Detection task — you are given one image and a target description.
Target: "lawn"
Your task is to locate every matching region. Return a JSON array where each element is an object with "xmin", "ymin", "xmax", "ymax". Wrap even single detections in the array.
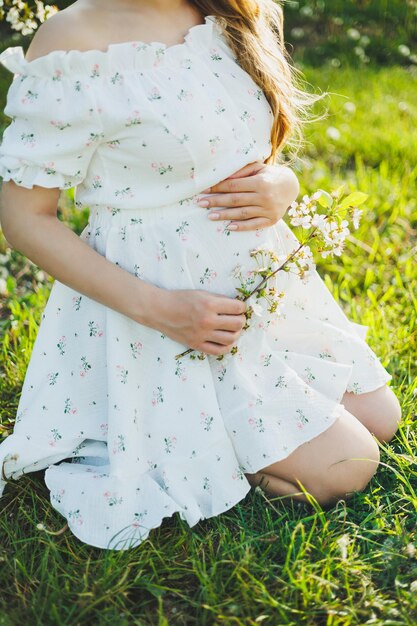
[
  {"xmin": 284, "ymin": 0, "xmax": 417, "ymax": 67},
  {"xmin": 0, "ymin": 51, "xmax": 416, "ymax": 626}
]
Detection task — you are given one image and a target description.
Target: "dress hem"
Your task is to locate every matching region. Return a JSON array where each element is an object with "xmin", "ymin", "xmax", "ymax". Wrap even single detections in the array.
[{"xmin": 43, "ymin": 395, "xmax": 348, "ymax": 550}]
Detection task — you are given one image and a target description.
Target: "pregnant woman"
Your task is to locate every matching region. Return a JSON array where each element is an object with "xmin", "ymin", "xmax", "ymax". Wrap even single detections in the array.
[{"xmin": 0, "ymin": 0, "xmax": 401, "ymax": 550}]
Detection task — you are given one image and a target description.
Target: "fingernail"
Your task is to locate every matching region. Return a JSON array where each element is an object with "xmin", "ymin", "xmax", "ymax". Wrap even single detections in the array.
[
  {"xmin": 208, "ymin": 212, "xmax": 219, "ymax": 220},
  {"xmin": 200, "ymin": 187, "xmax": 211, "ymax": 193},
  {"xmin": 196, "ymin": 199, "xmax": 209, "ymax": 207},
  {"xmin": 227, "ymin": 223, "xmax": 238, "ymax": 230}
]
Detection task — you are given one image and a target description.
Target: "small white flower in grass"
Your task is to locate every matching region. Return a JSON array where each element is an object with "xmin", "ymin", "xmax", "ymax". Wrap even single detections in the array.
[
  {"xmin": 410, "ymin": 580, "xmax": 417, "ymax": 593},
  {"xmin": 336, "ymin": 533, "xmax": 350, "ymax": 560},
  {"xmin": 398, "ymin": 102, "xmax": 410, "ymax": 112},
  {"xmin": 326, "ymin": 126, "xmax": 341, "ymax": 141},
  {"xmin": 405, "ymin": 543, "xmax": 416, "ymax": 558},
  {"xmin": 347, "ymin": 28, "xmax": 361, "ymax": 41},
  {"xmin": 398, "ymin": 45, "xmax": 411, "ymax": 57},
  {"xmin": 344, "ymin": 102, "xmax": 356, "ymax": 114},
  {"xmin": 300, "ymin": 5, "xmax": 313, "ymax": 17},
  {"xmin": 291, "ymin": 27, "xmax": 305, "ymax": 40}
]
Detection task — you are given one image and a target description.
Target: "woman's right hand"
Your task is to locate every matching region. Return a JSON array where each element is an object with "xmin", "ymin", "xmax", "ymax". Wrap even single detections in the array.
[{"xmin": 151, "ymin": 288, "xmax": 247, "ymax": 356}]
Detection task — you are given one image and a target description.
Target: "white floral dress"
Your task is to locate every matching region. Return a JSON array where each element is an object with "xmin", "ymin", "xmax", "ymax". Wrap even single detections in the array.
[{"xmin": 0, "ymin": 15, "xmax": 392, "ymax": 550}]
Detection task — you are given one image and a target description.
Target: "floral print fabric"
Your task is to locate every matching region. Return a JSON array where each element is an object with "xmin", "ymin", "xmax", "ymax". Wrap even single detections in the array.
[{"xmin": 0, "ymin": 15, "xmax": 392, "ymax": 550}]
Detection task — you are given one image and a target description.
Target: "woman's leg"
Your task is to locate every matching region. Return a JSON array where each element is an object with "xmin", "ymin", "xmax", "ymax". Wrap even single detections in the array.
[
  {"xmin": 245, "ymin": 407, "xmax": 381, "ymax": 507},
  {"xmin": 340, "ymin": 384, "xmax": 402, "ymax": 443}
]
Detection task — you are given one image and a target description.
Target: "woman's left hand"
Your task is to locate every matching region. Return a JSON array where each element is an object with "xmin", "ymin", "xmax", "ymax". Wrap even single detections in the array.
[{"xmin": 195, "ymin": 160, "xmax": 300, "ymax": 231}]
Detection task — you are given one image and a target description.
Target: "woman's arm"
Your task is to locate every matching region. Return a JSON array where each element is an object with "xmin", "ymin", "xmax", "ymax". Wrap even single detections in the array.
[{"xmin": 0, "ymin": 182, "xmax": 246, "ymax": 356}]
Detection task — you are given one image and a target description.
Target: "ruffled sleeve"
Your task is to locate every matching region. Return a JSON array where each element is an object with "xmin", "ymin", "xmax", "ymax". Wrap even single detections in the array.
[{"xmin": 0, "ymin": 46, "xmax": 105, "ymax": 190}]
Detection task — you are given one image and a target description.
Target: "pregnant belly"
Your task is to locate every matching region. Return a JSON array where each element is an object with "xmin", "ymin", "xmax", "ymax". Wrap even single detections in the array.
[{"xmin": 85, "ymin": 199, "xmax": 299, "ymax": 297}]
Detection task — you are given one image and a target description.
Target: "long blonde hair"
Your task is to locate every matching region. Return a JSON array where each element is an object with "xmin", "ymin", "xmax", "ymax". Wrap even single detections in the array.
[{"xmin": 192, "ymin": 0, "xmax": 324, "ymax": 164}]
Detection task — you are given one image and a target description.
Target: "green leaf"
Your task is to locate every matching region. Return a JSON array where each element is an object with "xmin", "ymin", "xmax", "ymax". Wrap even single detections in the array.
[
  {"xmin": 332, "ymin": 183, "xmax": 347, "ymax": 201},
  {"xmin": 316, "ymin": 189, "xmax": 334, "ymax": 209},
  {"xmin": 338, "ymin": 191, "xmax": 368, "ymax": 210}
]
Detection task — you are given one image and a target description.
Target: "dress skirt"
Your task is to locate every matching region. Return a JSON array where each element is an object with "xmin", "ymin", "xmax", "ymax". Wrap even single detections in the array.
[{"xmin": 0, "ymin": 192, "xmax": 392, "ymax": 549}]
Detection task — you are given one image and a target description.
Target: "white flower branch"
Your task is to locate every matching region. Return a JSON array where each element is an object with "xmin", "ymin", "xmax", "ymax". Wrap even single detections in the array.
[{"xmin": 174, "ymin": 185, "xmax": 367, "ymax": 361}]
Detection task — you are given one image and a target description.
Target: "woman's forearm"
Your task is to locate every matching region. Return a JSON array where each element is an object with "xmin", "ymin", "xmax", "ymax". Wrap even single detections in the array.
[{"xmin": 3, "ymin": 210, "xmax": 160, "ymax": 327}]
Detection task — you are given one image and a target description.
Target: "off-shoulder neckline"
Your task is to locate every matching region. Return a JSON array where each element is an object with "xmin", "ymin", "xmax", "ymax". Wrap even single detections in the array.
[{"xmin": 0, "ymin": 14, "xmax": 221, "ymax": 74}]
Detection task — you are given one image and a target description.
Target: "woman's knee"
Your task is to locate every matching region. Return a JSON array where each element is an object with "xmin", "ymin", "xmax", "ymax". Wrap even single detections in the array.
[
  {"xmin": 373, "ymin": 386, "xmax": 403, "ymax": 443},
  {"xmin": 341, "ymin": 384, "xmax": 403, "ymax": 444},
  {"xmin": 252, "ymin": 408, "xmax": 382, "ymax": 507},
  {"xmin": 314, "ymin": 432, "xmax": 380, "ymax": 506}
]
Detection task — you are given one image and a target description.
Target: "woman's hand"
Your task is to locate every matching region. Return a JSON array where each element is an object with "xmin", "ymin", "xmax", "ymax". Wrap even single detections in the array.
[
  {"xmin": 152, "ymin": 288, "xmax": 247, "ymax": 356},
  {"xmin": 195, "ymin": 160, "xmax": 300, "ymax": 231}
]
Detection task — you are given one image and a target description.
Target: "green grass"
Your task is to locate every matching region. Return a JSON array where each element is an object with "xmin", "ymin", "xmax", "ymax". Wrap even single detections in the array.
[
  {"xmin": 0, "ymin": 65, "xmax": 416, "ymax": 624},
  {"xmin": 285, "ymin": 0, "xmax": 417, "ymax": 67}
]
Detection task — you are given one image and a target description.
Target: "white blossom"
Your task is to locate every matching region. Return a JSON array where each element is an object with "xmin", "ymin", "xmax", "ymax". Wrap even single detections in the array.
[
  {"xmin": 2, "ymin": 1, "xmax": 58, "ymax": 36},
  {"xmin": 352, "ymin": 208, "xmax": 362, "ymax": 229},
  {"xmin": 249, "ymin": 243, "xmax": 271, "ymax": 256},
  {"xmin": 311, "ymin": 213, "xmax": 327, "ymax": 229},
  {"xmin": 290, "ymin": 213, "xmax": 312, "ymax": 228}
]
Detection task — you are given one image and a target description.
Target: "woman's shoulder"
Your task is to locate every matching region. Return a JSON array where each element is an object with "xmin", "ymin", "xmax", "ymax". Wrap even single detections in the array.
[
  {"xmin": 24, "ymin": 4, "xmax": 94, "ymax": 62},
  {"xmin": 0, "ymin": 5, "xmax": 112, "ymax": 79}
]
